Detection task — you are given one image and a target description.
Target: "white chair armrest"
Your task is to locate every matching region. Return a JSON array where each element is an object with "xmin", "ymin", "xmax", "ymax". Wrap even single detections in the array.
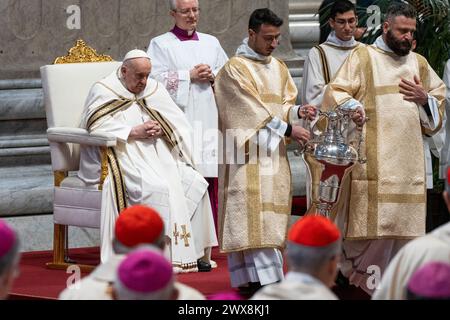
[{"xmin": 47, "ymin": 127, "xmax": 117, "ymax": 147}]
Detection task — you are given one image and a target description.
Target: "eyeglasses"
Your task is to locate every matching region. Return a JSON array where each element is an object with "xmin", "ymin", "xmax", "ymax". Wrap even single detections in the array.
[
  {"xmin": 173, "ymin": 7, "xmax": 200, "ymax": 16},
  {"xmin": 332, "ymin": 17, "xmax": 357, "ymax": 26}
]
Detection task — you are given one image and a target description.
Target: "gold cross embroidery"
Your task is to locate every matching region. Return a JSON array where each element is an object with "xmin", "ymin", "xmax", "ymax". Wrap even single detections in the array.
[
  {"xmin": 180, "ymin": 225, "xmax": 191, "ymax": 247},
  {"xmin": 173, "ymin": 223, "xmax": 179, "ymax": 245}
]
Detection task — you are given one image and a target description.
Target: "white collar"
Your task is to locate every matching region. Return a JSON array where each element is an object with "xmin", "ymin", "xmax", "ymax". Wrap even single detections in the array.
[
  {"xmin": 235, "ymin": 37, "xmax": 271, "ymax": 63},
  {"xmin": 325, "ymin": 31, "xmax": 357, "ymax": 48},
  {"xmin": 373, "ymin": 35, "xmax": 394, "ymax": 53}
]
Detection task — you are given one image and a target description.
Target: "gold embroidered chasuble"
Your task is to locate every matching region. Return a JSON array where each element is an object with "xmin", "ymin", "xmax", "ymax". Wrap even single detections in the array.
[
  {"xmin": 323, "ymin": 45, "xmax": 446, "ymax": 239},
  {"xmin": 215, "ymin": 55, "xmax": 298, "ymax": 253}
]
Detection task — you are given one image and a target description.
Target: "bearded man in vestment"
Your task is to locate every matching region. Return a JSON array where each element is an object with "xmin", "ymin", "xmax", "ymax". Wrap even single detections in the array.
[
  {"xmin": 322, "ymin": 2, "xmax": 446, "ymax": 295},
  {"xmin": 214, "ymin": 8, "xmax": 316, "ymax": 293},
  {"xmin": 78, "ymin": 50, "xmax": 217, "ymax": 273}
]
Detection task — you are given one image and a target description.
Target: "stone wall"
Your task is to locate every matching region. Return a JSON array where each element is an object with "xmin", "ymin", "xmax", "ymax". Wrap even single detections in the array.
[{"xmin": 0, "ymin": 0, "xmax": 296, "ymax": 79}]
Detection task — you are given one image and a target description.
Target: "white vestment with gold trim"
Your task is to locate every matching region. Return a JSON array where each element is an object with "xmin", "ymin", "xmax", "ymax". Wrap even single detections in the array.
[{"xmin": 78, "ymin": 71, "xmax": 217, "ymax": 272}]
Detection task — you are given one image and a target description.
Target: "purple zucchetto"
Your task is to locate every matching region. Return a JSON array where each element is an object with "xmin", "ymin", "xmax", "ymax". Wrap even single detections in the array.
[
  {"xmin": 0, "ymin": 220, "xmax": 16, "ymax": 259},
  {"xmin": 407, "ymin": 262, "xmax": 450, "ymax": 299},
  {"xmin": 207, "ymin": 291, "xmax": 244, "ymax": 300},
  {"xmin": 117, "ymin": 249, "xmax": 173, "ymax": 294}
]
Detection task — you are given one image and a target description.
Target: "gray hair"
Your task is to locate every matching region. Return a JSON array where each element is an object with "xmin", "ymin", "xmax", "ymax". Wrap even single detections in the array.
[
  {"xmin": 168, "ymin": 0, "xmax": 178, "ymax": 11},
  {"xmin": 386, "ymin": 2, "xmax": 417, "ymax": 22},
  {"xmin": 0, "ymin": 238, "xmax": 20, "ymax": 278},
  {"xmin": 112, "ymin": 236, "xmax": 166, "ymax": 255},
  {"xmin": 286, "ymin": 240, "xmax": 341, "ymax": 275}
]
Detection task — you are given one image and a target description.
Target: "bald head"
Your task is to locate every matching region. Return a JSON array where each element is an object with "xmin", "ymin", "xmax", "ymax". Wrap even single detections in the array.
[{"xmin": 121, "ymin": 57, "xmax": 152, "ymax": 94}]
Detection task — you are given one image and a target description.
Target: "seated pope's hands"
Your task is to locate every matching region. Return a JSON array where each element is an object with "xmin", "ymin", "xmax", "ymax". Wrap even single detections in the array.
[
  {"xmin": 298, "ymin": 104, "xmax": 318, "ymax": 121},
  {"xmin": 291, "ymin": 125, "xmax": 311, "ymax": 145},
  {"xmin": 129, "ymin": 120, "xmax": 162, "ymax": 140},
  {"xmin": 351, "ymin": 106, "xmax": 366, "ymax": 127},
  {"xmin": 190, "ymin": 64, "xmax": 214, "ymax": 83}
]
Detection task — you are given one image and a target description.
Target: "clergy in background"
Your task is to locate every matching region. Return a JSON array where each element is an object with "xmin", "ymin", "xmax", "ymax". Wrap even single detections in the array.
[
  {"xmin": 60, "ymin": 206, "xmax": 204, "ymax": 300},
  {"xmin": 251, "ymin": 216, "xmax": 341, "ymax": 300},
  {"xmin": 322, "ymin": 2, "xmax": 446, "ymax": 295},
  {"xmin": 301, "ymin": 0, "xmax": 364, "ymax": 213},
  {"xmin": 302, "ymin": 0, "xmax": 363, "ymax": 108},
  {"xmin": 78, "ymin": 50, "xmax": 217, "ymax": 273},
  {"xmin": 147, "ymin": 0, "xmax": 229, "ymax": 236},
  {"xmin": 214, "ymin": 8, "xmax": 316, "ymax": 294}
]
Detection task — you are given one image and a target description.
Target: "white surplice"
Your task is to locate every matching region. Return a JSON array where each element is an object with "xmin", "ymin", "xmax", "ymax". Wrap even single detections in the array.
[
  {"xmin": 301, "ymin": 31, "xmax": 361, "ymax": 107},
  {"xmin": 147, "ymin": 31, "xmax": 228, "ymax": 178},
  {"xmin": 227, "ymin": 248, "xmax": 284, "ymax": 288},
  {"xmin": 78, "ymin": 70, "xmax": 217, "ymax": 272}
]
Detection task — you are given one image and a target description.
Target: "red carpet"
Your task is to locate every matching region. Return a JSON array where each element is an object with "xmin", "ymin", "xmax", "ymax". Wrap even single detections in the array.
[
  {"xmin": 10, "ymin": 222, "xmax": 369, "ymax": 300},
  {"xmin": 10, "ymin": 247, "xmax": 232, "ymax": 300}
]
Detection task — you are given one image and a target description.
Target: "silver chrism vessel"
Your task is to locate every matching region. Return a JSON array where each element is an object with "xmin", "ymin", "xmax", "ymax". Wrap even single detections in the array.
[{"xmin": 302, "ymin": 104, "xmax": 366, "ymax": 218}]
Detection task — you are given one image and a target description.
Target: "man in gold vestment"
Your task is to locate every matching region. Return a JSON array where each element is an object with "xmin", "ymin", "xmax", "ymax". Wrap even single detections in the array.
[
  {"xmin": 323, "ymin": 2, "xmax": 446, "ymax": 295},
  {"xmin": 214, "ymin": 8, "xmax": 316, "ymax": 293}
]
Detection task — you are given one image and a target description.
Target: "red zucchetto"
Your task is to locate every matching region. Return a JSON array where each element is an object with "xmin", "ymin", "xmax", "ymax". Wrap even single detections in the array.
[
  {"xmin": 115, "ymin": 205, "xmax": 164, "ymax": 247},
  {"xmin": 288, "ymin": 215, "xmax": 340, "ymax": 247}
]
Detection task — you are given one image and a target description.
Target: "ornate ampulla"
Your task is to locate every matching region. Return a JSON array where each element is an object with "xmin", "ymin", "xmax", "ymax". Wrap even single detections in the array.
[{"xmin": 302, "ymin": 105, "xmax": 366, "ymax": 218}]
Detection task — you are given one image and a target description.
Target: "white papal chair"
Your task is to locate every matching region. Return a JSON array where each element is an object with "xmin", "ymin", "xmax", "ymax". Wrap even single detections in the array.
[{"xmin": 40, "ymin": 40, "xmax": 121, "ymax": 271}]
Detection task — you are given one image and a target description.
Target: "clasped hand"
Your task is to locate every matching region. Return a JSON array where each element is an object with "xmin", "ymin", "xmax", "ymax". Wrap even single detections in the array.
[
  {"xmin": 190, "ymin": 64, "xmax": 214, "ymax": 83},
  {"xmin": 130, "ymin": 120, "xmax": 162, "ymax": 140}
]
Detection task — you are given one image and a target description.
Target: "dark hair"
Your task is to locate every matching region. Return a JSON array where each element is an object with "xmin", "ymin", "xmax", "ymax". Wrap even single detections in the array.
[
  {"xmin": 248, "ymin": 8, "xmax": 283, "ymax": 32},
  {"xmin": 386, "ymin": 2, "xmax": 417, "ymax": 21},
  {"xmin": 330, "ymin": 0, "xmax": 356, "ymax": 20}
]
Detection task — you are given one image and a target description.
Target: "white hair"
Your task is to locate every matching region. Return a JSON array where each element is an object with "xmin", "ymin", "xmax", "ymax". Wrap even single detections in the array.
[
  {"xmin": 168, "ymin": 0, "xmax": 177, "ymax": 10},
  {"xmin": 112, "ymin": 233, "xmax": 166, "ymax": 255},
  {"xmin": 286, "ymin": 240, "xmax": 341, "ymax": 275},
  {"xmin": 168, "ymin": 0, "xmax": 199, "ymax": 11}
]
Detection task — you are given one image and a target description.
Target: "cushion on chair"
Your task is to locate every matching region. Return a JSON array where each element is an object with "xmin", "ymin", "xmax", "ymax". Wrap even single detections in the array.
[
  {"xmin": 60, "ymin": 176, "xmax": 99, "ymax": 189},
  {"xmin": 54, "ymin": 186, "xmax": 101, "ymax": 228}
]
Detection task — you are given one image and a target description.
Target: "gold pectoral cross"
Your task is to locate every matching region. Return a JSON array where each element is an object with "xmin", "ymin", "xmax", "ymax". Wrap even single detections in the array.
[
  {"xmin": 180, "ymin": 225, "xmax": 191, "ymax": 247},
  {"xmin": 173, "ymin": 223, "xmax": 179, "ymax": 245}
]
